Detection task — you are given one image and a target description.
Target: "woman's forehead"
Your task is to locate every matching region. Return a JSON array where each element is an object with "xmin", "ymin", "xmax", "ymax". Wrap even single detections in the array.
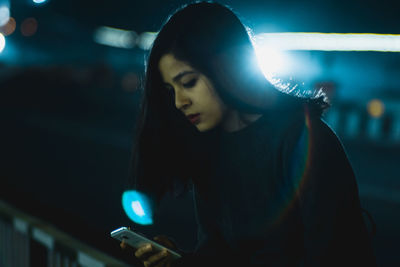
[{"xmin": 158, "ymin": 54, "xmax": 194, "ymax": 81}]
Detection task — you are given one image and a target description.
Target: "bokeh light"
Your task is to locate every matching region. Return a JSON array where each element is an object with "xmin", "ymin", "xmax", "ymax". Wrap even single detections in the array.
[
  {"xmin": 0, "ymin": 6, "xmax": 10, "ymax": 27},
  {"xmin": 21, "ymin": 17, "xmax": 38, "ymax": 37},
  {"xmin": 0, "ymin": 33, "xmax": 5, "ymax": 53},
  {"xmin": 33, "ymin": 0, "xmax": 48, "ymax": 4},
  {"xmin": 0, "ymin": 17, "xmax": 16, "ymax": 36},
  {"xmin": 122, "ymin": 190, "xmax": 153, "ymax": 225},
  {"xmin": 368, "ymin": 99, "xmax": 385, "ymax": 118},
  {"xmin": 121, "ymin": 72, "xmax": 139, "ymax": 92}
]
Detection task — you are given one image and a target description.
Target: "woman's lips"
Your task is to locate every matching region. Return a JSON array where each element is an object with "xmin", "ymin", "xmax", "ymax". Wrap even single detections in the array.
[{"xmin": 187, "ymin": 113, "xmax": 200, "ymax": 124}]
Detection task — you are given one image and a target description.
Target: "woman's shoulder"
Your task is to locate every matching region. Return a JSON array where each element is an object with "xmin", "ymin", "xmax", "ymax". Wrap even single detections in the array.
[
  {"xmin": 255, "ymin": 97, "xmax": 334, "ymax": 152},
  {"xmin": 281, "ymin": 103, "xmax": 350, "ymax": 171},
  {"xmin": 279, "ymin": 98, "xmax": 333, "ymax": 137},
  {"xmin": 277, "ymin": 101, "xmax": 339, "ymax": 155}
]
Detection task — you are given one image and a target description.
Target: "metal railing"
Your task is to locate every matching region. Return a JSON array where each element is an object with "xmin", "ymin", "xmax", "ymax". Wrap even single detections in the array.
[{"xmin": 0, "ymin": 200, "xmax": 130, "ymax": 267}]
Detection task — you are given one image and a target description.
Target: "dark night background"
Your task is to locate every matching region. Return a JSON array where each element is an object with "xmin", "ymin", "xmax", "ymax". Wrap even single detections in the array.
[{"xmin": 0, "ymin": 0, "xmax": 399, "ymax": 266}]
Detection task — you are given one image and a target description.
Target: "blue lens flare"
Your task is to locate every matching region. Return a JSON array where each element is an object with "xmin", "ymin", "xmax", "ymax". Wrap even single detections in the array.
[
  {"xmin": 33, "ymin": 0, "xmax": 47, "ymax": 4},
  {"xmin": 122, "ymin": 190, "xmax": 153, "ymax": 225}
]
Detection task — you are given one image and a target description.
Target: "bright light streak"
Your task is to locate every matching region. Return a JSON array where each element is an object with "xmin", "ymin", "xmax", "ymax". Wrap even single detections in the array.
[
  {"xmin": 256, "ymin": 33, "xmax": 400, "ymax": 52},
  {"xmin": 0, "ymin": 33, "xmax": 6, "ymax": 53},
  {"xmin": 137, "ymin": 32, "xmax": 157, "ymax": 50},
  {"xmin": 136, "ymin": 32, "xmax": 400, "ymax": 52},
  {"xmin": 0, "ymin": 6, "xmax": 10, "ymax": 27},
  {"xmin": 33, "ymin": 0, "xmax": 47, "ymax": 4},
  {"xmin": 93, "ymin": 26, "xmax": 137, "ymax": 49}
]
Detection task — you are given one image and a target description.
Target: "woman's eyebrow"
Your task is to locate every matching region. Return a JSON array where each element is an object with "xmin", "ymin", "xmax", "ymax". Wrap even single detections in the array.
[{"xmin": 172, "ymin": 70, "xmax": 196, "ymax": 83}]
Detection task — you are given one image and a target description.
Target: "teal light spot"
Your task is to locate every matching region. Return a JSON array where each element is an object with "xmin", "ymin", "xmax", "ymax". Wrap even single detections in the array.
[
  {"xmin": 122, "ymin": 190, "xmax": 153, "ymax": 225},
  {"xmin": 33, "ymin": 0, "xmax": 47, "ymax": 4}
]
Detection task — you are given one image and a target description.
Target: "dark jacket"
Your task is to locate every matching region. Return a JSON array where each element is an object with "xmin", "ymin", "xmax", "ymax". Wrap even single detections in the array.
[{"xmin": 173, "ymin": 105, "xmax": 376, "ymax": 267}]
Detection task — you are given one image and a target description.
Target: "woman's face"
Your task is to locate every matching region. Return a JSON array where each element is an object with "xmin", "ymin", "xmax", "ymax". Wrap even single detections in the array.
[{"xmin": 158, "ymin": 53, "xmax": 227, "ymax": 132}]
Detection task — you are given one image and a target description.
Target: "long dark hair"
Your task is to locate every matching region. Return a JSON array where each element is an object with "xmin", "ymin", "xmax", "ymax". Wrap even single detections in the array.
[{"xmin": 129, "ymin": 1, "xmax": 328, "ymax": 204}]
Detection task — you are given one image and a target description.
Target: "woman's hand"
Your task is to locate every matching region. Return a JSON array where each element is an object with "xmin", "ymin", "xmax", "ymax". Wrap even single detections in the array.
[{"xmin": 121, "ymin": 235, "xmax": 177, "ymax": 267}]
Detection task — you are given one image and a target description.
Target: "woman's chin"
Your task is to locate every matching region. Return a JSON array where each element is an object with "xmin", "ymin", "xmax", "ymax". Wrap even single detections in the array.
[
  {"xmin": 195, "ymin": 125, "xmax": 207, "ymax": 132},
  {"xmin": 195, "ymin": 122, "xmax": 210, "ymax": 132},
  {"xmin": 196, "ymin": 122, "xmax": 221, "ymax": 133}
]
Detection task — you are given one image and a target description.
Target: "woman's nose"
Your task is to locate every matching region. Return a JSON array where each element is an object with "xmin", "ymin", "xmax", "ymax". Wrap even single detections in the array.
[{"xmin": 175, "ymin": 90, "xmax": 191, "ymax": 110}]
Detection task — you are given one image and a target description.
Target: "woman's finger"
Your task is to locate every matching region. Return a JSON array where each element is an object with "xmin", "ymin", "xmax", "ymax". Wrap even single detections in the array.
[
  {"xmin": 154, "ymin": 256, "xmax": 171, "ymax": 267},
  {"xmin": 134, "ymin": 243, "xmax": 152, "ymax": 258},
  {"xmin": 119, "ymin": 239, "xmax": 135, "ymax": 254},
  {"xmin": 120, "ymin": 239, "xmax": 127, "ymax": 250},
  {"xmin": 144, "ymin": 250, "xmax": 168, "ymax": 266}
]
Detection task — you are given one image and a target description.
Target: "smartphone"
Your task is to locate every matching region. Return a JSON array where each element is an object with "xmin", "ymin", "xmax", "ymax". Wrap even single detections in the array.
[{"xmin": 110, "ymin": 227, "xmax": 182, "ymax": 260}]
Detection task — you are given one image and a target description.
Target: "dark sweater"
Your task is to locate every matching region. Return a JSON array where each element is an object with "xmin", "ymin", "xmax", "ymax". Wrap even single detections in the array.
[{"xmin": 173, "ymin": 107, "xmax": 376, "ymax": 267}]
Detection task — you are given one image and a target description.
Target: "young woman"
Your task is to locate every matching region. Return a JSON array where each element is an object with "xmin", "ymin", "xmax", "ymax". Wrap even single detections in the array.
[{"xmin": 128, "ymin": 2, "xmax": 376, "ymax": 267}]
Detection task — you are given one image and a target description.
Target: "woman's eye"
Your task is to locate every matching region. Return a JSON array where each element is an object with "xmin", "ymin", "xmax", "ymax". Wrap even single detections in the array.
[{"xmin": 182, "ymin": 78, "xmax": 197, "ymax": 88}]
